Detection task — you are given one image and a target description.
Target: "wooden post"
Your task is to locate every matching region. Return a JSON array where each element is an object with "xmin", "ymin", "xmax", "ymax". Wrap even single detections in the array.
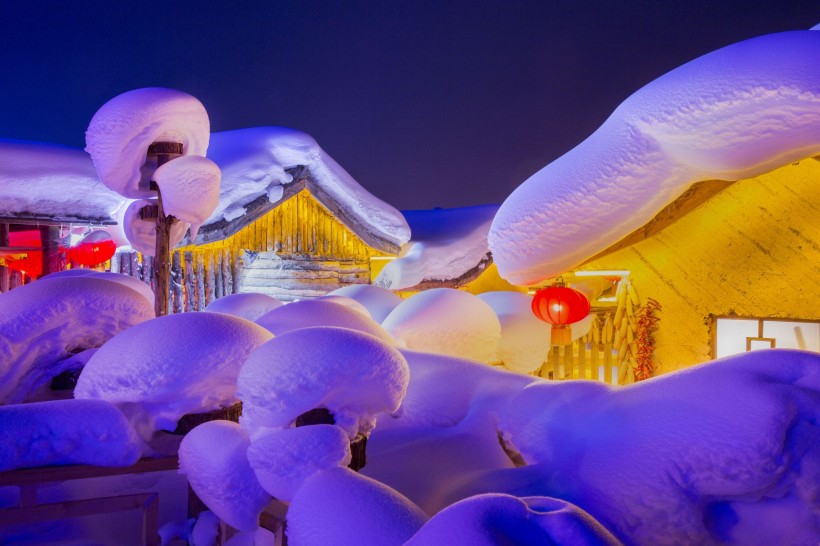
[
  {"xmin": 0, "ymin": 223, "xmax": 9, "ymax": 293},
  {"xmin": 147, "ymin": 142, "xmax": 183, "ymax": 317}
]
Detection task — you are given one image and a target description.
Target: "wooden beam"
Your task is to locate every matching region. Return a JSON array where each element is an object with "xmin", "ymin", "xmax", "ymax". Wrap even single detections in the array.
[
  {"xmin": 148, "ymin": 142, "xmax": 183, "ymax": 317},
  {"xmin": 582, "ymin": 179, "xmax": 735, "ymax": 264}
]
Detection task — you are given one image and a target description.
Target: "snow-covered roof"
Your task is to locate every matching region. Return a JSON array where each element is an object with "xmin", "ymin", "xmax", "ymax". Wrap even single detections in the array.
[
  {"xmin": 0, "ymin": 139, "xmax": 123, "ymax": 224},
  {"xmin": 489, "ymin": 29, "xmax": 820, "ymax": 285},
  {"xmin": 189, "ymin": 127, "xmax": 411, "ymax": 254},
  {"xmin": 375, "ymin": 205, "xmax": 498, "ymax": 290}
]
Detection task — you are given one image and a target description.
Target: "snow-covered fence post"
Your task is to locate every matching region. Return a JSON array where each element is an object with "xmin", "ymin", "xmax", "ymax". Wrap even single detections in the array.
[
  {"xmin": 147, "ymin": 141, "xmax": 183, "ymax": 316},
  {"xmin": 294, "ymin": 407, "xmax": 367, "ymax": 471}
]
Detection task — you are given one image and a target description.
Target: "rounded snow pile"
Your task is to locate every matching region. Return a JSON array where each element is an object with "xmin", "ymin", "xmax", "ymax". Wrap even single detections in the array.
[
  {"xmin": 315, "ymin": 295, "xmax": 371, "ymax": 317},
  {"xmin": 497, "ymin": 349, "xmax": 820, "ymax": 544},
  {"xmin": 327, "ymin": 284, "xmax": 403, "ymax": 323},
  {"xmin": 0, "ymin": 276, "xmax": 154, "ymax": 404},
  {"xmin": 75, "ymin": 313, "xmax": 272, "ymax": 437},
  {"xmin": 255, "ymin": 299, "xmax": 394, "ymax": 344},
  {"xmin": 405, "ymin": 494, "xmax": 620, "ymax": 546},
  {"xmin": 477, "ymin": 291, "xmax": 551, "ymax": 374},
  {"xmin": 287, "ymin": 467, "xmax": 428, "ymax": 546},
  {"xmin": 247, "ymin": 424, "xmax": 351, "ymax": 501},
  {"xmin": 237, "ymin": 327, "xmax": 409, "ymax": 438},
  {"xmin": 153, "ymin": 154, "xmax": 221, "ymax": 241},
  {"xmin": 382, "ymin": 288, "xmax": 501, "ymax": 363},
  {"xmin": 179, "ymin": 420, "xmax": 270, "ymax": 533},
  {"xmin": 0, "ymin": 399, "xmax": 142, "ymax": 471},
  {"xmin": 43, "ymin": 269, "xmax": 154, "ymax": 306},
  {"xmin": 85, "ymin": 87, "xmax": 210, "ymax": 199},
  {"xmin": 204, "ymin": 292, "xmax": 283, "ymax": 322}
]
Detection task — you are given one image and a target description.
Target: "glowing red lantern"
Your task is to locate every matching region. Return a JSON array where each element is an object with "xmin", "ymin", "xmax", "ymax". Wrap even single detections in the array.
[
  {"xmin": 532, "ymin": 282, "xmax": 591, "ymax": 346},
  {"xmin": 67, "ymin": 230, "xmax": 117, "ymax": 267}
]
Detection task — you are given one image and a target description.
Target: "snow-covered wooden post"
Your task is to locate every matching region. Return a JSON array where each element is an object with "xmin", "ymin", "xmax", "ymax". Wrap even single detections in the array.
[
  {"xmin": 147, "ymin": 141, "xmax": 183, "ymax": 316},
  {"xmin": 86, "ymin": 88, "xmax": 219, "ymax": 316}
]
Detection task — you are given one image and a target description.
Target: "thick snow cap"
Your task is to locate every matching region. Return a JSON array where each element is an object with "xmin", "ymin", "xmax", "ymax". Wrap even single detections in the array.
[
  {"xmin": 376, "ymin": 205, "xmax": 498, "ymax": 290},
  {"xmin": 237, "ymin": 327, "xmax": 409, "ymax": 439},
  {"xmin": 75, "ymin": 313, "xmax": 272, "ymax": 438},
  {"xmin": 490, "ymin": 30, "xmax": 820, "ymax": 284},
  {"xmin": 42, "ymin": 270, "xmax": 154, "ymax": 306},
  {"xmin": 202, "ymin": 127, "xmax": 410, "ymax": 250},
  {"xmin": 0, "ymin": 139, "xmax": 124, "ymax": 223},
  {"xmin": 85, "ymin": 87, "xmax": 210, "ymax": 199},
  {"xmin": 0, "ymin": 276, "xmax": 154, "ymax": 404},
  {"xmin": 122, "ymin": 198, "xmax": 189, "ymax": 256},
  {"xmin": 0, "ymin": 399, "xmax": 142, "ymax": 471},
  {"xmin": 153, "ymin": 154, "xmax": 221, "ymax": 241},
  {"xmin": 179, "ymin": 420, "xmax": 270, "ymax": 533},
  {"xmin": 382, "ymin": 288, "xmax": 501, "ymax": 363}
]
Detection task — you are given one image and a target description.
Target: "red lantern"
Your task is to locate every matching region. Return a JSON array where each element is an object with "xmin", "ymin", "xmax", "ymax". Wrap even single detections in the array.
[
  {"xmin": 532, "ymin": 282, "xmax": 591, "ymax": 346},
  {"xmin": 67, "ymin": 230, "xmax": 117, "ymax": 267}
]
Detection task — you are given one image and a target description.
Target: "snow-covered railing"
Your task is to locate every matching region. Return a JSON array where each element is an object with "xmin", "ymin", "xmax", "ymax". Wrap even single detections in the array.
[{"xmin": 0, "ymin": 457, "xmax": 177, "ymax": 546}]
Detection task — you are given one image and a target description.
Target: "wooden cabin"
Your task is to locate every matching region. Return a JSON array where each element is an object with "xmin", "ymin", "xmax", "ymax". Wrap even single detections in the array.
[{"xmin": 116, "ymin": 165, "xmax": 405, "ymax": 312}]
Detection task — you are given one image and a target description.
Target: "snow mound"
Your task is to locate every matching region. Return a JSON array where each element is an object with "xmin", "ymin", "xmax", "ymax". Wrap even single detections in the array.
[
  {"xmin": 405, "ymin": 494, "xmax": 621, "ymax": 546},
  {"xmin": 85, "ymin": 88, "xmax": 210, "ymax": 199},
  {"xmin": 75, "ymin": 313, "xmax": 272, "ymax": 438},
  {"xmin": 43, "ymin": 270, "xmax": 154, "ymax": 306},
  {"xmin": 203, "ymin": 127, "xmax": 410, "ymax": 249},
  {"xmin": 327, "ymin": 284, "xmax": 403, "ymax": 323},
  {"xmin": 0, "ymin": 139, "xmax": 124, "ymax": 223},
  {"xmin": 314, "ymin": 295, "xmax": 371, "ymax": 317},
  {"xmin": 287, "ymin": 467, "xmax": 428, "ymax": 546},
  {"xmin": 255, "ymin": 299, "xmax": 394, "ymax": 344},
  {"xmin": 178, "ymin": 421, "xmax": 270, "ymax": 533},
  {"xmin": 394, "ymin": 350, "xmax": 537, "ymax": 429},
  {"xmin": 0, "ymin": 277, "xmax": 154, "ymax": 404},
  {"xmin": 0, "ymin": 399, "xmax": 142, "ymax": 471},
  {"xmin": 246, "ymin": 424, "xmax": 351, "ymax": 501},
  {"xmin": 153, "ymin": 155, "xmax": 221, "ymax": 241},
  {"xmin": 382, "ymin": 288, "xmax": 501, "ymax": 363},
  {"xmin": 376, "ymin": 205, "xmax": 498, "ymax": 290},
  {"xmin": 204, "ymin": 292, "xmax": 283, "ymax": 322},
  {"xmin": 122, "ymin": 198, "xmax": 189, "ymax": 256},
  {"xmin": 490, "ymin": 30, "xmax": 820, "ymax": 284},
  {"xmin": 237, "ymin": 327, "xmax": 409, "ymax": 439},
  {"xmin": 477, "ymin": 291, "xmax": 551, "ymax": 373},
  {"xmin": 498, "ymin": 349, "xmax": 820, "ymax": 545}
]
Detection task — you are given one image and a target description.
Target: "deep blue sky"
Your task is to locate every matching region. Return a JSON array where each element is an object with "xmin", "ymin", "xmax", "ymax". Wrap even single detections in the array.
[{"xmin": 1, "ymin": 1, "xmax": 817, "ymax": 209}]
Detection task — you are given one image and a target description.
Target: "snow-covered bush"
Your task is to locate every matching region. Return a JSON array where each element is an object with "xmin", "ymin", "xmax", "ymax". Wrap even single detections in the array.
[
  {"xmin": 255, "ymin": 299, "xmax": 394, "ymax": 344},
  {"xmin": 0, "ymin": 276, "xmax": 154, "ymax": 404},
  {"xmin": 0, "ymin": 399, "xmax": 142, "ymax": 471},
  {"xmin": 382, "ymin": 288, "xmax": 501, "ymax": 363},
  {"xmin": 203, "ymin": 292, "xmax": 283, "ymax": 322},
  {"xmin": 178, "ymin": 420, "xmax": 271, "ymax": 533},
  {"xmin": 237, "ymin": 327, "xmax": 409, "ymax": 439},
  {"xmin": 327, "ymin": 284, "xmax": 403, "ymax": 323},
  {"xmin": 75, "ymin": 313, "xmax": 272, "ymax": 439},
  {"xmin": 477, "ymin": 291, "xmax": 551, "ymax": 373},
  {"xmin": 42, "ymin": 269, "xmax": 154, "ymax": 305}
]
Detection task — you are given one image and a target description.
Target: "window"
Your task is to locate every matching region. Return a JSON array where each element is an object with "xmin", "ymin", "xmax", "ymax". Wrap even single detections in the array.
[{"xmin": 712, "ymin": 317, "xmax": 820, "ymax": 359}]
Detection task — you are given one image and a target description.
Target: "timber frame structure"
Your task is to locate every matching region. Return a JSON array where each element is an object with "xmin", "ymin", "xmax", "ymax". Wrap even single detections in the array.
[{"xmin": 114, "ymin": 166, "xmax": 400, "ymax": 310}]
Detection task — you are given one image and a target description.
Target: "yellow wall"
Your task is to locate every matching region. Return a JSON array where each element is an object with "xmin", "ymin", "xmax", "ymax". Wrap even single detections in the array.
[
  {"xmin": 462, "ymin": 262, "xmax": 527, "ymax": 295},
  {"xmin": 582, "ymin": 159, "xmax": 820, "ymax": 373}
]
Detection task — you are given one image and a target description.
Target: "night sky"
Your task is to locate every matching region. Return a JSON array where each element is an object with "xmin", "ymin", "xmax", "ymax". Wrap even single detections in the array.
[{"xmin": 1, "ymin": 1, "xmax": 817, "ymax": 209}]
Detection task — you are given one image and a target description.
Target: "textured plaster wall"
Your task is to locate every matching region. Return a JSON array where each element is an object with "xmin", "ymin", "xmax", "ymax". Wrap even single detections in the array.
[{"xmin": 585, "ymin": 159, "xmax": 820, "ymax": 373}]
